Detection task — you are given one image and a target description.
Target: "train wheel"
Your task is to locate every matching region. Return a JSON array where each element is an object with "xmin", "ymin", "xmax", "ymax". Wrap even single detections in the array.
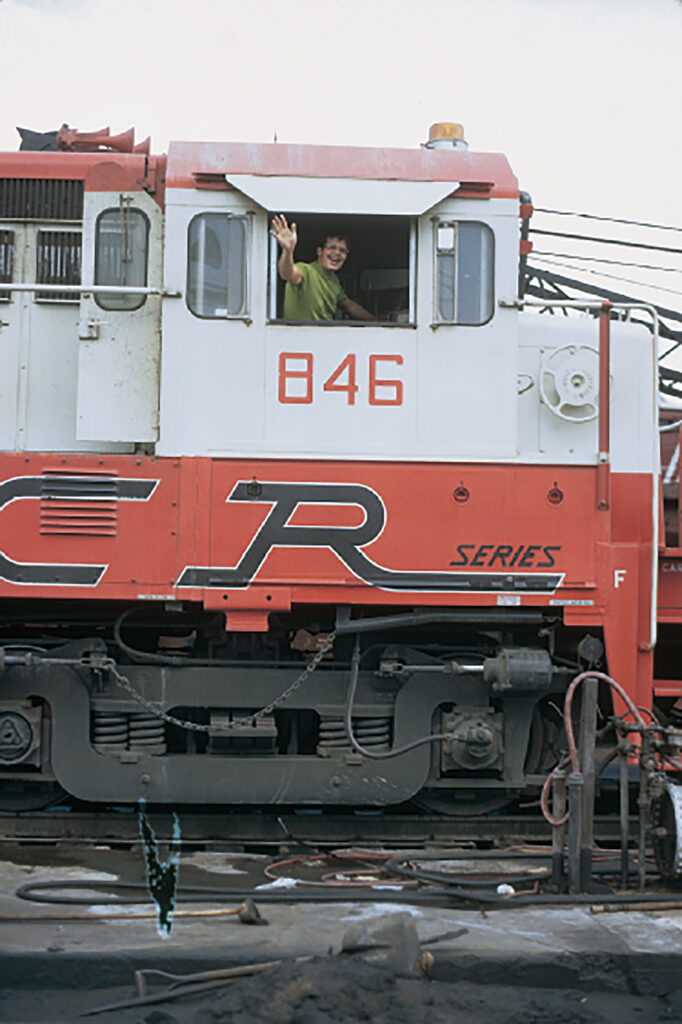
[
  {"xmin": 413, "ymin": 789, "xmax": 515, "ymax": 816},
  {"xmin": 652, "ymin": 779, "xmax": 682, "ymax": 879},
  {"xmin": 0, "ymin": 780, "xmax": 67, "ymax": 812}
]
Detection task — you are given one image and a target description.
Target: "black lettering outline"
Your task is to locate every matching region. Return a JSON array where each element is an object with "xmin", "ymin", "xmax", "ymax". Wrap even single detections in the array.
[
  {"xmin": 538, "ymin": 545, "xmax": 562, "ymax": 568},
  {"xmin": 0, "ymin": 476, "xmax": 158, "ymax": 586},
  {"xmin": 470, "ymin": 545, "xmax": 493, "ymax": 567},
  {"xmin": 489, "ymin": 545, "xmax": 513, "ymax": 567},
  {"xmin": 177, "ymin": 481, "xmax": 563, "ymax": 594},
  {"xmin": 449, "ymin": 544, "xmax": 475, "ymax": 567},
  {"xmin": 518, "ymin": 545, "xmax": 541, "ymax": 568}
]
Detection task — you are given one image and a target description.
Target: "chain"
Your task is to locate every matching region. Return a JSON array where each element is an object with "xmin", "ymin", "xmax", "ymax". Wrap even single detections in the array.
[{"xmin": 102, "ymin": 630, "xmax": 337, "ymax": 734}]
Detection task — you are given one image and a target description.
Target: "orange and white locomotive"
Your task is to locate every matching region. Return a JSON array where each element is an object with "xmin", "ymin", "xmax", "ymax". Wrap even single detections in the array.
[{"xmin": 0, "ymin": 121, "xmax": 673, "ymax": 813}]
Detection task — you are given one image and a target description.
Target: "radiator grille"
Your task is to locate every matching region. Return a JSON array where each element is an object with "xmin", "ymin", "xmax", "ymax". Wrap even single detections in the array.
[
  {"xmin": 36, "ymin": 230, "xmax": 82, "ymax": 302},
  {"xmin": 40, "ymin": 473, "xmax": 118, "ymax": 536},
  {"xmin": 0, "ymin": 178, "xmax": 83, "ymax": 221}
]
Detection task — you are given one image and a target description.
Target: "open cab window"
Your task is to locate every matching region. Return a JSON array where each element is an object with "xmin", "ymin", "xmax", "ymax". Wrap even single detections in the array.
[{"xmin": 268, "ymin": 214, "xmax": 415, "ymax": 325}]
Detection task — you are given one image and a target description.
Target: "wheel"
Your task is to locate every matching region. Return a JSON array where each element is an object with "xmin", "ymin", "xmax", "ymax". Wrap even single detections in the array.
[
  {"xmin": 652, "ymin": 779, "xmax": 682, "ymax": 879},
  {"xmin": 413, "ymin": 788, "xmax": 515, "ymax": 816}
]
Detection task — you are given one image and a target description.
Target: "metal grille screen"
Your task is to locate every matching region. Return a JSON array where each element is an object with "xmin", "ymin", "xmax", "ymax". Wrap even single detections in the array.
[
  {"xmin": 36, "ymin": 230, "xmax": 82, "ymax": 302},
  {"xmin": 0, "ymin": 178, "xmax": 83, "ymax": 220}
]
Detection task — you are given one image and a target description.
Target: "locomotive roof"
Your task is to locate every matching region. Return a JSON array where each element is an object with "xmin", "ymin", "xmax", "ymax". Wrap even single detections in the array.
[
  {"xmin": 165, "ymin": 140, "xmax": 518, "ymax": 199},
  {"xmin": 0, "ymin": 139, "xmax": 518, "ymax": 204},
  {"xmin": 0, "ymin": 151, "xmax": 154, "ymax": 180}
]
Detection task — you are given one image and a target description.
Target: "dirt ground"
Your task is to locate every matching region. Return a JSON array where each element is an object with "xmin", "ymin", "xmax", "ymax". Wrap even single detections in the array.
[{"xmin": 3, "ymin": 957, "xmax": 682, "ymax": 1024}]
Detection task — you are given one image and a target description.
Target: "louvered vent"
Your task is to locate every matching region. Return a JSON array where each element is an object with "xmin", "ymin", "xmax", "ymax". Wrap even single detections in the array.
[
  {"xmin": 0, "ymin": 178, "xmax": 83, "ymax": 221},
  {"xmin": 36, "ymin": 230, "xmax": 82, "ymax": 302},
  {"xmin": 40, "ymin": 472, "xmax": 118, "ymax": 536}
]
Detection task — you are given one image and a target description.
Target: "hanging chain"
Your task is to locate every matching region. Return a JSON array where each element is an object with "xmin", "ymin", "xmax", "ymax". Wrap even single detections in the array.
[{"xmin": 101, "ymin": 631, "xmax": 337, "ymax": 734}]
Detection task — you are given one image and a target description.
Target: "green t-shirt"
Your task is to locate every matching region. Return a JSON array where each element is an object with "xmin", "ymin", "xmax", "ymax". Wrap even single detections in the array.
[{"xmin": 283, "ymin": 260, "xmax": 348, "ymax": 321}]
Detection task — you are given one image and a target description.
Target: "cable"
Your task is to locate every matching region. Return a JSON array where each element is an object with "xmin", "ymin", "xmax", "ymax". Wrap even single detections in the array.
[
  {"xmin": 343, "ymin": 637, "xmax": 457, "ymax": 761},
  {"xmin": 540, "ymin": 671, "xmax": 646, "ymax": 828},
  {"xmin": 532, "ymin": 250, "xmax": 682, "ymax": 274},
  {"xmin": 112, "ymin": 607, "xmax": 319, "ymax": 669},
  {"xmin": 529, "ymin": 228, "xmax": 682, "ymax": 256},
  {"xmin": 529, "ymin": 256, "xmax": 682, "ymax": 298},
  {"xmin": 534, "ymin": 209, "xmax": 682, "ymax": 234}
]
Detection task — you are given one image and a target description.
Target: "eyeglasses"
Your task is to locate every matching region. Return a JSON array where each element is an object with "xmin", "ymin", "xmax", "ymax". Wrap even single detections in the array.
[{"xmin": 324, "ymin": 243, "xmax": 349, "ymax": 255}]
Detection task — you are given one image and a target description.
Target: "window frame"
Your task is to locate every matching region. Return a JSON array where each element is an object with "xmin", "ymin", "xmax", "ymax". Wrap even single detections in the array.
[
  {"xmin": 432, "ymin": 219, "xmax": 495, "ymax": 328},
  {"xmin": 267, "ymin": 215, "xmax": 417, "ymax": 327},
  {"xmin": 0, "ymin": 228, "xmax": 13, "ymax": 302},
  {"xmin": 94, "ymin": 206, "xmax": 150, "ymax": 312},
  {"xmin": 185, "ymin": 211, "xmax": 251, "ymax": 322}
]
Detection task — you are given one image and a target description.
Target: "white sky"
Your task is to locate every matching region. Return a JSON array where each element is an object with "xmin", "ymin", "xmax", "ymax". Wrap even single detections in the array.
[{"xmin": 1, "ymin": 0, "xmax": 681, "ymax": 307}]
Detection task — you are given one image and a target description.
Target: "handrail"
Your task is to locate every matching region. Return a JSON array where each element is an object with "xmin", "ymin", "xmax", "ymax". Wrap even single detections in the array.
[{"xmin": 0, "ymin": 283, "xmax": 181, "ymax": 296}]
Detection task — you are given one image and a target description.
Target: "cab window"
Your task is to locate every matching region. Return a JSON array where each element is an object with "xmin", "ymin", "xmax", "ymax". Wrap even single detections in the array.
[
  {"xmin": 187, "ymin": 213, "xmax": 248, "ymax": 319},
  {"xmin": 434, "ymin": 221, "xmax": 494, "ymax": 325},
  {"xmin": 269, "ymin": 214, "xmax": 415, "ymax": 325},
  {"xmin": 95, "ymin": 207, "xmax": 149, "ymax": 311}
]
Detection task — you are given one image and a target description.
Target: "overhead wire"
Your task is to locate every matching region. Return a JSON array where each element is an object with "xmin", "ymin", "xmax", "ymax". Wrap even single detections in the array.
[
  {"xmin": 529, "ymin": 228, "xmax": 682, "ymax": 255},
  {"xmin": 530, "ymin": 256, "xmax": 682, "ymax": 298},
  {"xmin": 532, "ymin": 250, "xmax": 682, "ymax": 274},
  {"xmin": 534, "ymin": 208, "xmax": 682, "ymax": 234}
]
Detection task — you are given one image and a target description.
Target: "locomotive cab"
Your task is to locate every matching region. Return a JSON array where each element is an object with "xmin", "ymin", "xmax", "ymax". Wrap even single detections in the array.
[{"xmin": 153, "ymin": 134, "xmax": 522, "ymax": 462}]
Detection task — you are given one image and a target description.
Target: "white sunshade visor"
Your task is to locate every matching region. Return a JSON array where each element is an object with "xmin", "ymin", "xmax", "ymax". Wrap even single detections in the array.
[{"xmin": 225, "ymin": 174, "xmax": 459, "ymax": 215}]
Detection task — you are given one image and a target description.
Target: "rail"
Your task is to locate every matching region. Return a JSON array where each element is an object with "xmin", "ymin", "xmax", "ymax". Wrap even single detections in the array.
[{"xmin": 0, "ymin": 283, "xmax": 181, "ymax": 297}]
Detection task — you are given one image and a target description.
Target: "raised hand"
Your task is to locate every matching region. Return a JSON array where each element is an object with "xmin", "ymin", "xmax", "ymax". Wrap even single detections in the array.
[{"xmin": 270, "ymin": 214, "xmax": 297, "ymax": 253}]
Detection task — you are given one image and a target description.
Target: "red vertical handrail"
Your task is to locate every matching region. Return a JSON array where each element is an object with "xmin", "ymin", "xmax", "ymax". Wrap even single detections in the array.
[
  {"xmin": 678, "ymin": 422, "xmax": 682, "ymax": 548},
  {"xmin": 597, "ymin": 302, "xmax": 612, "ymax": 511}
]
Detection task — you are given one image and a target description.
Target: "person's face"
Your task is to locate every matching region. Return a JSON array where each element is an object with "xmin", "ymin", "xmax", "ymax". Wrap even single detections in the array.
[{"xmin": 316, "ymin": 236, "xmax": 349, "ymax": 273}]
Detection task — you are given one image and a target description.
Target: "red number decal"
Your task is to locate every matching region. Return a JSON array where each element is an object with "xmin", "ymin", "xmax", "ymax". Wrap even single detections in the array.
[
  {"xmin": 369, "ymin": 354, "xmax": 404, "ymax": 406},
  {"xmin": 322, "ymin": 354, "xmax": 359, "ymax": 406},
  {"xmin": 278, "ymin": 352, "xmax": 313, "ymax": 404}
]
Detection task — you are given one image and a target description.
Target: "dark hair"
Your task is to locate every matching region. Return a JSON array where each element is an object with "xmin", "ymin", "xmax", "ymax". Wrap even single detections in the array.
[{"xmin": 318, "ymin": 230, "xmax": 351, "ymax": 252}]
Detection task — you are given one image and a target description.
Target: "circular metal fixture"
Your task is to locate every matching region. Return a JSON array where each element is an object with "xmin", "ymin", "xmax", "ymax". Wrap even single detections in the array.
[
  {"xmin": 540, "ymin": 345, "xmax": 599, "ymax": 422},
  {"xmin": 547, "ymin": 483, "xmax": 564, "ymax": 505},
  {"xmin": 0, "ymin": 711, "xmax": 34, "ymax": 763}
]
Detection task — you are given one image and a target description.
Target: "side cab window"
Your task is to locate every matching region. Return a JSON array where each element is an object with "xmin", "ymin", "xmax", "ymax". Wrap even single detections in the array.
[
  {"xmin": 186, "ymin": 213, "xmax": 249, "ymax": 319},
  {"xmin": 434, "ymin": 221, "xmax": 494, "ymax": 325},
  {"xmin": 269, "ymin": 214, "xmax": 415, "ymax": 324}
]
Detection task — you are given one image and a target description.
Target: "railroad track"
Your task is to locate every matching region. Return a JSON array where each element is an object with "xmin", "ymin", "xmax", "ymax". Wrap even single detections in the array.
[{"xmin": 0, "ymin": 811, "xmax": 635, "ymax": 848}]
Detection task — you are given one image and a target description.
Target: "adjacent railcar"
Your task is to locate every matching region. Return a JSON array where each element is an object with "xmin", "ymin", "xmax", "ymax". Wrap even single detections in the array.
[{"xmin": 0, "ymin": 122, "xmax": 671, "ymax": 812}]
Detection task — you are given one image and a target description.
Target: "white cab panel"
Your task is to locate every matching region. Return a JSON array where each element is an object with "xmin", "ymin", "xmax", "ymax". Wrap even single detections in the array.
[
  {"xmin": 518, "ymin": 313, "xmax": 657, "ymax": 473},
  {"xmin": 0, "ymin": 223, "xmax": 132, "ymax": 453},
  {"xmin": 158, "ymin": 189, "xmax": 520, "ymax": 461}
]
